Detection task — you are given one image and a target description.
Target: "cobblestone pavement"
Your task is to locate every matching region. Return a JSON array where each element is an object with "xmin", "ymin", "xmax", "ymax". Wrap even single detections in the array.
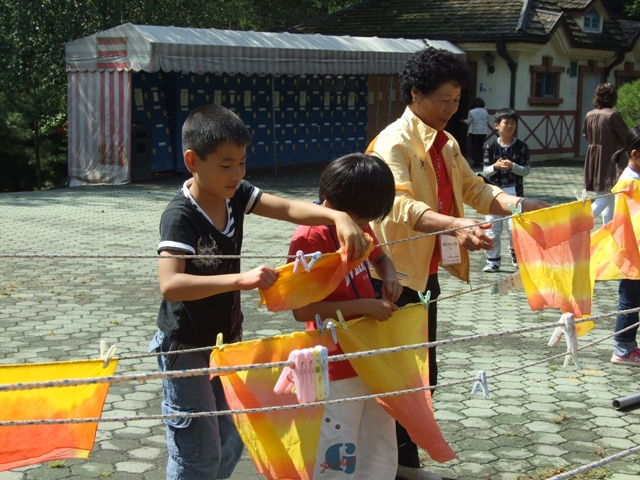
[{"xmin": 0, "ymin": 159, "xmax": 639, "ymax": 480}]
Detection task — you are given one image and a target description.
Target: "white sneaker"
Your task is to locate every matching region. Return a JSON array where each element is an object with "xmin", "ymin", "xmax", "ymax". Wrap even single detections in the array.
[
  {"xmin": 396, "ymin": 465, "xmax": 443, "ymax": 480},
  {"xmin": 483, "ymin": 263, "xmax": 500, "ymax": 273}
]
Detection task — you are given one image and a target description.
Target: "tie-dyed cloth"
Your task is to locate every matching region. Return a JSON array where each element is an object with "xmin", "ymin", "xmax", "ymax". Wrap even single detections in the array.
[
  {"xmin": 258, "ymin": 236, "xmax": 374, "ymax": 312},
  {"xmin": 0, "ymin": 358, "xmax": 118, "ymax": 471},
  {"xmin": 210, "ymin": 305, "xmax": 455, "ymax": 480},
  {"xmin": 512, "ymin": 200, "xmax": 594, "ymax": 317},
  {"xmin": 591, "ymin": 179, "xmax": 640, "ymax": 284}
]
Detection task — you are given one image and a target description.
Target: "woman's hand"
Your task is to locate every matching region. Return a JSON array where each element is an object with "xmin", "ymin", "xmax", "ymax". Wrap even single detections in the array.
[
  {"xmin": 334, "ymin": 212, "xmax": 369, "ymax": 262},
  {"xmin": 451, "ymin": 218, "xmax": 494, "ymax": 251}
]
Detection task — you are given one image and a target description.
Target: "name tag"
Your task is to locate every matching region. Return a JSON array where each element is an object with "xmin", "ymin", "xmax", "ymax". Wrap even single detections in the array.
[
  {"xmin": 503, "ymin": 186, "xmax": 516, "ymax": 196},
  {"xmin": 440, "ymin": 235, "xmax": 461, "ymax": 265}
]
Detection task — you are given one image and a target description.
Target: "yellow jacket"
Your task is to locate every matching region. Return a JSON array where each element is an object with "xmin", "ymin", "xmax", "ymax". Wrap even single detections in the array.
[{"xmin": 367, "ymin": 107, "xmax": 502, "ymax": 292}]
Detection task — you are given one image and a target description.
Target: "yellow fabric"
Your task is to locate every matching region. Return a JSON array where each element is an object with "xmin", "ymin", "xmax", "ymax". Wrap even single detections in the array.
[
  {"xmin": 512, "ymin": 200, "xmax": 594, "ymax": 317},
  {"xmin": 367, "ymin": 106, "xmax": 502, "ymax": 289},
  {"xmin": 0, "ymin": 358, "xmax": 118, "ymax": 471},
  {"xmin": 210, "ymin": 306, "xmax": 455, "ymax": 480},
  {"xmin": 590, "ymin": 179, "xmax": 640, "ymax": 286},
  {"xmin": 258, "ymin": 235, "xmax": 374, "ymax": 312}
]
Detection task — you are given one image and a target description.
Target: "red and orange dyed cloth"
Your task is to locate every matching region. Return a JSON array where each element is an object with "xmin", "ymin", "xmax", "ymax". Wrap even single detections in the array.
[
  {"xmin": 590, "ymin": 179, "xmax": 640, "ymax": 284},
  {"xmin": 512, "ymin": 200, "xmax": 594, "ymax": 317},
  {"xmin": 258, "ymin": 235, "xmax": 374, "ymax": 312},
  {"xmin": 0, "ymin": 358, "xmax": 117, "ymax": 471},
  {"xmin": 210, "ymin": 304, "xmax": 455, "ymax": 480}
]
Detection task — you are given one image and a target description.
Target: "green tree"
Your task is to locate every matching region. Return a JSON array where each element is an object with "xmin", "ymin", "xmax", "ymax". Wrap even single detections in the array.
[
  {"xmin": 617, "ymin": 79, "xmax": 640, "ymax": 128},
  {"xmin": 0, "ymin": 0, "xmax": 360, "ymax": 191}
]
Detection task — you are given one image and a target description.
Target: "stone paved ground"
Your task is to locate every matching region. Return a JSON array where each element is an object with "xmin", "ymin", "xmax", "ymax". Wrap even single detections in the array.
[{"xmin": 0, "ymin": 160, "xmax": 639, "ymax": 480}]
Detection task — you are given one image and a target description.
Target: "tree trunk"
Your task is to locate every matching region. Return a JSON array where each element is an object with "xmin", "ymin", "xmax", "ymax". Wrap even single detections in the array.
[{"xmin": 34, "ymin": 117, "xmax": 42, "ymax": 190}]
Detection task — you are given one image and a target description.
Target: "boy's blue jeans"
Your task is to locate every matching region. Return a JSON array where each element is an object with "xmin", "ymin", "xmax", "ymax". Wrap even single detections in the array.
[
  {"xmin": 150, "ymin": 330, "xmax": 244, "ymax": 480},
  {"xmin": 614, "ymin": 280, "xmax": 640, "ymax": 358}
]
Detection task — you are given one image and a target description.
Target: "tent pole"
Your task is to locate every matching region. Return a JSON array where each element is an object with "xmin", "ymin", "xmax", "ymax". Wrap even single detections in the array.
[{"xmin": 271, "ymin": 74, "xmax": 278, "ymax": 176}]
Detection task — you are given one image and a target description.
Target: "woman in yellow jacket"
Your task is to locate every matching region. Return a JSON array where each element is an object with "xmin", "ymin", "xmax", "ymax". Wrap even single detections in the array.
[{"xmin": 367, "ymin": 47, "xmax": 548, "ymax": 480}]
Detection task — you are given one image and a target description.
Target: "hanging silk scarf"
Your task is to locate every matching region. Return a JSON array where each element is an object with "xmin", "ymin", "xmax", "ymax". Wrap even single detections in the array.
[
  {"xmin": 0, "ymin": 358, "xmax": 118, "ymax": 471},
  {"xmin": 591, "ymin": 179, "xmax": 640, "ymax": 285},
  {"xmin": 512, "ymin": 200, "xmax": 594, "ymax": 317},
  {"xmin": 258, "ymin": 236, "xmax": 374, "ymax": 312},
  {"xmin": 210, "ymin": 305, "xmax": 454, "ymax": 480}
]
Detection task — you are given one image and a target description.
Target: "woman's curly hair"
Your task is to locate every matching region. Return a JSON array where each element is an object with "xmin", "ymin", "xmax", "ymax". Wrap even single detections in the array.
[
  {"xmin": 593, "ymin": 83, "xmax": 617, "ymax": 109},
  {"xmin": 400, "ymin": 47, "xmax": 470, "ymax": 104}
]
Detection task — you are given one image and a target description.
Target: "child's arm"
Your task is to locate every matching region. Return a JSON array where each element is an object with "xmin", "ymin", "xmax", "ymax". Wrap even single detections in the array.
[
  {"xmin": 370, "ymin": 252, "xmax": 403, "ymax": 303},
  {"xmin": 252, "ymin": 193, "xmax": 368, "ymax": 261},
  {"xmin": 292, "ymin": 298, "xmax": 398, "ymax": 323},
  {"xmin": 483, "ymin": 143, "xmax": 499, "ymax": 177},
  {"xmin": 158, "ymin": 250, "xmax": 279, "ymax": 302}
]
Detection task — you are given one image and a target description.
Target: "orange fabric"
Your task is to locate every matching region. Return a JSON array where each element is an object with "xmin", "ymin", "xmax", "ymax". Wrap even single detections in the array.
[
  {"xmin": 591, "ymin": 179, "xmax": 640, "ymax": 285},
  {"xmin": 512, "ymin": 200, "xmax": 594, "ymax": 317},
  {"xmin": 0, "ymin": 358, "xmax": 118, "ymax": 471},
  {"xmin": 258, "ymin": 234, "xmax": 374, "ymax": 312},
  {"xmin": 210, "ymin": 306, "xmax": 455, "ymax": 479}
]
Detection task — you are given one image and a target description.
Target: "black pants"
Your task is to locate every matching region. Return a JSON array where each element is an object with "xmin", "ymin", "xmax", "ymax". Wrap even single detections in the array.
[
  {"xmin": 372, "ymin": 274, "xmax": 441, "ymax": 468},
  {"xmin": 470, "ymin": 134, "xmax": 486, "ymax": 167}
]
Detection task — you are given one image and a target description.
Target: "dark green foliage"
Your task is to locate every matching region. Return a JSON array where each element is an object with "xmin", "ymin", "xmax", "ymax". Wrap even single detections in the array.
[
  {"xmin": 617, "ymin": 78, "xmax": 640, "ymax": 129},
  {"xmin": 0, "ymin": 0, "xmax": 360, "ymax": 191}
]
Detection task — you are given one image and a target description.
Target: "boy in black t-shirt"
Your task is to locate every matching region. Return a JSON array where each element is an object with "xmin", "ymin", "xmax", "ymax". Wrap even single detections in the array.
[
  {"xmin": 149, "ymin": 104, "xmax": 367, "ymax": 480},
  {"xmin": 482, "ymin": 108, "xmax": 531, "ymax": 273}
]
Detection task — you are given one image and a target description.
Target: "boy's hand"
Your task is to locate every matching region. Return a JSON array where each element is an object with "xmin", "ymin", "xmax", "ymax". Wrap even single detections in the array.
[
  {"xmin": 520, "ymin": 198, "xmax": 550, "ymax": 212},
  {"xmin": 334, "ymin": 213, "xmax": 369, "ymax": 261},
  {"xmin": 381, "ymin": 278, "xmax": 403, "ymax": 303},
  {"xmin": 495, "ymin": 158, "xmax": 512, "ymax": 170},
  {"xmin": 364, "ymin": 299, "xmax": 399, "ymax": 321},
  {"xmin": 238, "ymin": 265, "xmax": 279, "ymax": 290}
]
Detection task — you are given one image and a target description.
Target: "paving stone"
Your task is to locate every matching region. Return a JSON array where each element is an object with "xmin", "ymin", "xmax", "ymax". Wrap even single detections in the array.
[{"xmin": 3, "ymin": 161, "xmax": 640, "ymax": 479}]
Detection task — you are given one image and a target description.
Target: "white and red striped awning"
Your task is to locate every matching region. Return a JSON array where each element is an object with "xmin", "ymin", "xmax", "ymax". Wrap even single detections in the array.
[{"xmin": 65, "ymin": 23, "xmax": 464, "ymax": 75}]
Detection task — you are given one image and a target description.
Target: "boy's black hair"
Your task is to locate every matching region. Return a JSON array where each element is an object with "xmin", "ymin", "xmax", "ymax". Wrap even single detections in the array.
[
  {"xmin": 612, "ymin": 125, "xmax": 640, "ymax": 164},
  {"xmin": 319, "ymin": 153, "xmax": 395, "ymax": 223},
  {"xmin": 400, "ymin": 47, "xmax": 470, "ymax": 104},
  {"xmin": 182, "ymin": 104, "xmax": 252, "ymax": 159},
  {"xmin": 494, "ymin": 108, "xmax": 518, "ymax": 125}
]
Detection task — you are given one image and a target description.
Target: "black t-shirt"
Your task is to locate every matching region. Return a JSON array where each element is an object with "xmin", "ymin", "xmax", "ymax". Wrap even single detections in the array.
[{"xmin": 155, "ymin": 180, "xmax": 262, "ymax": 347}]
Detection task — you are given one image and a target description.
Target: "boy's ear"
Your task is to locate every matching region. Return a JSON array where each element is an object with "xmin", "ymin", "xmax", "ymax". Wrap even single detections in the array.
[{"xmin": 183, "ymin": 150, "xmax": 198, "ymax": 173}]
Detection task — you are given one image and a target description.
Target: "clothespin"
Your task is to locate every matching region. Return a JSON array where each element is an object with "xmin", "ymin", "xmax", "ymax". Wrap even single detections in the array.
[
  {"xmin": 216, "ymin": 333, "xmax": 226, "ymax": 352},
  {"xmin": 313, "ymin": 345, "xmax": 330, "ymax": 400},
  {"xmin": 335, "ymin": 310, "xmax": 348, "ymax": 330},
  {"xmin": 306, "ymin": 251, "xmax": 323, "ymax": 270},
  {"xmin": 315, "ymin": 315, "xmax": 338, "ymax": 344},
  {"xmin": 292, "ymin": 250, "xmax": 311, "ymax": 274},
  {"xmin": 471, "ymin": 370, "xmax": 489, "ymax": 399},
  {"xmin": 492, "ymin": 272, "xmax": 524, "ymax": 296},
  {"xmin": 548, "ymin": 313, "xmax": 581, "ymax": 369},
  {"xmin": 574, "ymin": 189, "xmax": 587, "ymax": 206},
  {"xmin": 418, "ymin": 290, "xmax": 431, "ymax": 309},
  {"xmin": 274, "ymin": 350, "xmax": 299, "ymax": 396},
  {"xmin": 508, "ymin": 202, "xmax": 522, "ymax": 216},
  {"xmin": 99, "ymin": 340, "xmax": 117, "ymax": 368}
]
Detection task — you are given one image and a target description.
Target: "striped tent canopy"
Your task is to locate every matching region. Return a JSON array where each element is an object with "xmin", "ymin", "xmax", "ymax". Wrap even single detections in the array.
[
  {"xmin": 65, "ymin": 23, "xmax": 463, "ymax": 75},
  {"xmin": 64, "ymin": 24, "xmax": 462, "ymax": 186}
]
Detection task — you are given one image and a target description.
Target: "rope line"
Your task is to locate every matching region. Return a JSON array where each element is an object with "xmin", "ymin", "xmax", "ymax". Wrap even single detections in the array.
[
  {"xmin": 0, "ymin": 192, "xmax": 619, "ymax": 260},
  {"xmin": 546, "ymin": 445, "xmax": 640, "ymax": 480},
  {"xmin": 2, "ymin": 307, "xmax": 638, "ymax": 394},
  {"xmin": 2, "ymin": 319, "xmax": 637, "ymax": 428}
]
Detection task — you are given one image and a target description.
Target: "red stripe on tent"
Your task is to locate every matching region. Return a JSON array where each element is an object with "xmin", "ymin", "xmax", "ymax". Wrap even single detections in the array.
[
  {"xmin": 118, "ymin": 72, "xmax": 126, "ymax": 167},
  {"xmin": 97, "ymin": 37, "xmax": 127, "ymax": 46},
  {"xmin": 109, "ymin": 72, "xmax": 116, "ymax": 168},
  {"xmin": 97, "ymin": 62, "xmax": 128, "ymax": 70},
  {"xmin": 99, "ymin": 50, "xmax": 127, "ymax": 58}
]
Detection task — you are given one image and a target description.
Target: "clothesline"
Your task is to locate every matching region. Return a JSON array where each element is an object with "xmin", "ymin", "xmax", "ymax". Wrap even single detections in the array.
[
  {"xmin": 1, "ymin": 306, "xmax": 637, "ymax": 395},
  {"xmin": 0, "ymin": 191, "xmax": 620, "ymax": 260},
  {"xmin": 1, "ymin": 316, "xmax": 637, "ymax": 428}
]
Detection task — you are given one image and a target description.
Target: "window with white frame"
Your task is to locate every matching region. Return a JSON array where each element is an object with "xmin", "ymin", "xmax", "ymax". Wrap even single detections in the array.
[{"xmin": 583, "ymin": 13, "xmax": 600, "ymax": 31}]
